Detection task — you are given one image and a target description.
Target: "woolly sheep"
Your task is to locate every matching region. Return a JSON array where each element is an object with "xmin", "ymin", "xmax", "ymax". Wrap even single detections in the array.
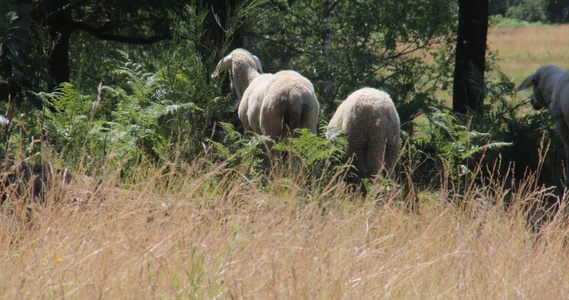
[
  {"xmin": 327, "ymin": 87, "xmax": 401, "ymax": 181},
  {"xmin": 516, "ymin": 65, "xmax": 569, "ymax": 185},
  {"xmin": 212, "ymin": 48, "xmax": 319, "ymax": 141}
]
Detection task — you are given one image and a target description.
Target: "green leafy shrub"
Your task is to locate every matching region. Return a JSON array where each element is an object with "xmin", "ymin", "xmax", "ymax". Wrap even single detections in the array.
[
  {"xmin": 33, "ymin": 54, "xmax": 203, "ymax": 173},
  {"xmin": 471, "ymin": 61, "xmax": 564, "ymax": 188},
  {"xmin": 39, "ymin": 83, "xmax": 95, "ymax": 161},
  {"xmin": 207, "ymin": 124, "xmax": 348, "ymax": 196},
  {"xmin": 272, "ymin": 128, "xmax": 347, "ymax": 188},
  {"xmin": 409, "ymin": 107, "xmax": 512, "ymax": 191},
  {"xmin": 207, "ymin": 122, "xmax": 271, "ymax": 175},
  {"xmin": 488, "ymin": 15, "xmax": 534, "ymax": 28},
  {"xmin": 149, "ymin": 5, "xmax": 249, "ymax": 162},
  {"xmin": 475, "ymin": 88, "xmax": 563, "ymax": 188},
  {"xmin": 506, "ymin": 0, "xmax": 548, "ymax": 23}
]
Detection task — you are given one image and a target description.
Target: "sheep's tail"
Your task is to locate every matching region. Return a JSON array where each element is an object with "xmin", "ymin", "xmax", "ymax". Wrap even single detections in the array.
[
  {"xmin": 261, "ymin": 94, "xmax": 294, "ymax": 141},
  {"xmin": 281, "ymin": 101, "xmax": 319, "ymax": 139},
  {"xmin": 298, "ymin": 100, "xmax": 319, "ymax": 136},
  {"xmin": 383, "ymin": 135, "xmax": 400, "ymax": 179},
  {"xmin": 278, "ymin": 105, "xmax": 303, "ymax": 139},
  {"xmin": 283, "ymin": 109, "xmax": 298, "ymax": 139}
]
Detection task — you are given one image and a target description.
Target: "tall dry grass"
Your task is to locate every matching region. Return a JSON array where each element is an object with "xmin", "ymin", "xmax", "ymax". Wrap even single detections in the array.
[{"xmin": 1, "ymin": 153, "xmax": 569, "ymax": 299}]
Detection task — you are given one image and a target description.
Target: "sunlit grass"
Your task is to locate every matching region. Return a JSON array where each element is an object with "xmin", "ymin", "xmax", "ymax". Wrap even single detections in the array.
[
  {"xmin": 488, "ymin": 23, "xmax": 569, "ymax": 107},
  {"xmin": 488, "ymin": 24, "xmax": 569, "ymax": 83},
  {"xmin": 431, "ymin": 24, "xmax": 569, "ymax": 107}
]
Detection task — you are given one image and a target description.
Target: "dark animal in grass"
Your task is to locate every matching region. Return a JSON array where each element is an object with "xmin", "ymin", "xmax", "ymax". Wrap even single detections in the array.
[{"xmin": 0, "ymin": 158, "xmax": 72, "ymax": 205}]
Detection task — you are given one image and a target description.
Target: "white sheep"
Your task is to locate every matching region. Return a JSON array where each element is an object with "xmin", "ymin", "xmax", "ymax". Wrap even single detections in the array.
[
  {"xmin": 212, "ymin": 48, "xmax": 319, "ymax": 141},
  {"xmin": 516, "ymin": 65, "xmax": 569, "ymax": 185},
  {"xmin": 327, "ymin": 87, "xmax": 401, "ymax": 181}
]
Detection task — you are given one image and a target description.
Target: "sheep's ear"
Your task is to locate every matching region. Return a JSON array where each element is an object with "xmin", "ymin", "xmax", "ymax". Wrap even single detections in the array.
[
  {"xmin": 212, "ymin": 55, "xmax": 233, "ymax": 78},
  {"xmin": 516, "ymin": 74, "xmax": 536, "ymax": 91},
  {"xmin": 252, "ymin": 55, "xmax": 263, "ymax": 73}
]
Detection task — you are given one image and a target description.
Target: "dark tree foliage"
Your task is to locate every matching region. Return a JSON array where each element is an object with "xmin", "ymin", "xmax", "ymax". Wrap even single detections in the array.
[
  {"xmin": 0, "ymin": 4, "xmax": 51, "ymax": 109},
  {"xmin": 30, "ymin": 0, "xmax": 181, "ymax": 89},
  {"xmin": 1, "ymin": 0, "xmax": 245, "ymax": 109},
  {"xmin": 452, "ymin": 0, "xmax": 488, "ymax": 114},
  {"xmin": 244, "ymin": 0, "xmax": 456, "ymax": 134},
  {"xmin": 196, "ymin": 0, "xmax": 244, "ymax": 58},
  {"xmin": 489, "ymin": 0, "xmax": 569, "ymax": 23}
]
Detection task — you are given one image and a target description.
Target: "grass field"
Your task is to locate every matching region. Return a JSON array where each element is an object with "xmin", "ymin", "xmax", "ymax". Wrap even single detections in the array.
[
  {"xmin": 1, "ymin": 156, "xmax": 569, "ymax": 299},
  {"xmin": 488, "ymin": 23, "xmax": 569, "ymax": 82},
  {"xmin": 2, "ymin": 25, "xmax": 569, "ymax": 299},
  {"xmin": 434, "ymin": 23, "xmax": 569, "ymax": 117}
]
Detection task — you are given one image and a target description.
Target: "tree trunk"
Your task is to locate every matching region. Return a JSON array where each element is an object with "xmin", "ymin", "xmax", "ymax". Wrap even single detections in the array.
[
  {"xmin": 452, "ymin": 0, "xmax": 488, "ymax": 114},
  {"xmin": 321, "ymin": 0, "xmax": 335, "ymax": 118},
  {"xmin": 199, "ymin": 0, "xmax": 243, "ymax": 95},
  {"xmin": 199, "ymin": 0, "xmax": 243, "ymax": 58},
  {"xmin": 46, "ymin": 10, "xmax": 76, "ymax": 90}
]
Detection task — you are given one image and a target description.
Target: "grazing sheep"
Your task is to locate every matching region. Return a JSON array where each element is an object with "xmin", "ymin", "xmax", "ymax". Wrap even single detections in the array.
[
  {"xmin": 212, "ymin": 48, "xmax": 319, "ymax": 141},
  {"xmin": 327, "ymin": 88, "xmax": 401, "ymax": 183},
  {"xmin": 516, "ymin": 65, "xmax": 569, "ymax": 185}
]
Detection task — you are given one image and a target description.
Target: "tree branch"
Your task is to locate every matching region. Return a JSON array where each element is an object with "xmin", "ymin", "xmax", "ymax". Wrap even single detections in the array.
[
  {"xmin": 244, "ymin": 31, "xmax": 320, "ymax": 55},
  {"xmin": 330, "ymin": 0, "xmax": 342, "ymax": 11},
  {"xmin": 75, "ymin": 21, "xmax": 172, "ymax": 44}
]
